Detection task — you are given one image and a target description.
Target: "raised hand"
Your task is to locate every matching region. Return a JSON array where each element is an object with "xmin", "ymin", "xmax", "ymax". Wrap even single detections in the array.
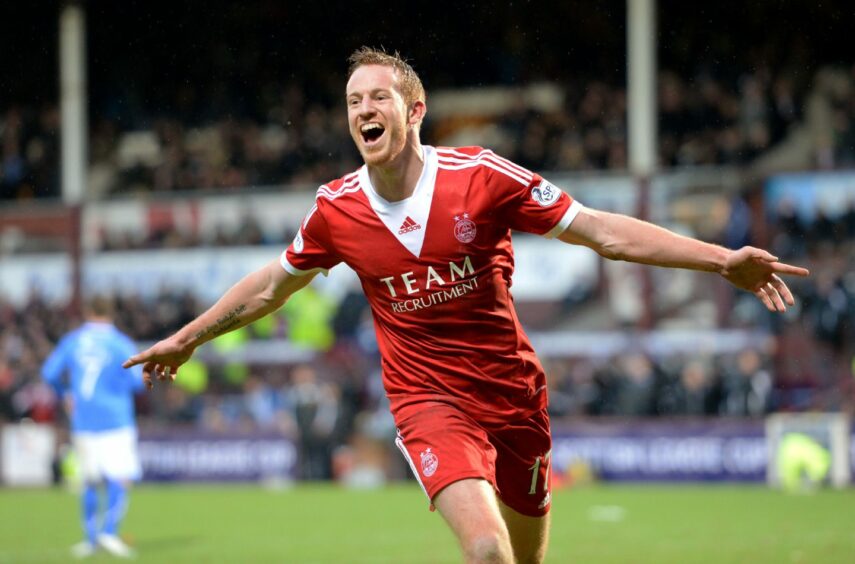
[
  {"xmin": 720, "ymin": 246, "xmax": 810, "ymax": 312},
  {"xmin": 123, "ymin": 337, "xmax": 195, "ymax": 390}
]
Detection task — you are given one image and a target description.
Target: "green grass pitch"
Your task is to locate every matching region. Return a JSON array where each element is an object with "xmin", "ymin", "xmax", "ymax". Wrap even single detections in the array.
[{"xmin": 1, "ymin": 483, "xmax": 853, "ymax": 563}]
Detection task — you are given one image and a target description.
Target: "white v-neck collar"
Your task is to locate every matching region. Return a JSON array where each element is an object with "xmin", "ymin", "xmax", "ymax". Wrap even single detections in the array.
[{"xmin": 359, "ymin": 146, "xmax": 437, "ymax": 258}]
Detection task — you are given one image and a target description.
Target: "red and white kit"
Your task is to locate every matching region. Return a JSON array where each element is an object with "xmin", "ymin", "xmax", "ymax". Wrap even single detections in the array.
[{"xmin": 282, "ymin": 145, "xmax": 581, "ymax": 513}]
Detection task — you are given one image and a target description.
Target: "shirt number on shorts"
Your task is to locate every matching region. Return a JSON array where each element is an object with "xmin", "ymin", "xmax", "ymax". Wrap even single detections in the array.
[{"xmin": 528, "ymin": 449, "xmax": 552, "ymax": 495}]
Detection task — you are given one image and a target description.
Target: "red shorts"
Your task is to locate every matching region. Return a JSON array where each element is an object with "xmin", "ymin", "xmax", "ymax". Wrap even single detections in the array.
[{"xmin": 394, "ymin": 401, "xmax": 552, "ymax": 517}]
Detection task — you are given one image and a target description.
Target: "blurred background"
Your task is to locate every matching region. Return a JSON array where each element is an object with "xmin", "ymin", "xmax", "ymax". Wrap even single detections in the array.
[{"xmin": 1, "ymin": 0, "xmax": 854, "ymax": 490}]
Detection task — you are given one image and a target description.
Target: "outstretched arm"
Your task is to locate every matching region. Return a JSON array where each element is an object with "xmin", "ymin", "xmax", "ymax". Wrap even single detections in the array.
[
  {"xmin": 123, "ymin": 259, "xmax": 316, "ymax": 388},
  {"xmin": 558, "ymin": 207, "xmax": 809, "ymax": 311}
]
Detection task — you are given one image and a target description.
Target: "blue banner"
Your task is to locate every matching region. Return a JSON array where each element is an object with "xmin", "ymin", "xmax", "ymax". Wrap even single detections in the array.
[
  {"xmin": 765, "ymin": 171, "xmax": 855, "ymax": 222},
  {"xmin": 138, "ymin": 432, "xmax": 297, "ymax": 482},
  {"xmin": 136, "ymin": 423, "xmax": 853, "ymax": 484},
  {"xmin": 552, "ymin": 420, "xmax": 854, "ymax": 482}
]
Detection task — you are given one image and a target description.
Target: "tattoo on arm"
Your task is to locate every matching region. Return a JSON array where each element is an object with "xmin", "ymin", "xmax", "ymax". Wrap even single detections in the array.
[{"xmin": 195, "ymin": 304, "xmax": 248, "ymax": 340}]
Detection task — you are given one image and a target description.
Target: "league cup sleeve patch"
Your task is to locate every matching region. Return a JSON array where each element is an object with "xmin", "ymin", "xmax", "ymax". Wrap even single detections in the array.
[
  {"xmin": 292, "ymin": 230, "xmax": 304, "ymax": 254},
  {"xmin": 530, "ymin": 180, "xmax": 562, "ymax": 207}
]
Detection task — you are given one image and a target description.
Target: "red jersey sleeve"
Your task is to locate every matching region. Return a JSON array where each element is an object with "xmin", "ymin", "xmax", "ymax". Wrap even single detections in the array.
[
  {"xmin": 485, "ymin": 151, "xmax": 582, "ymax": 238},
  {"xmin": 280, "ymin": 201, "xmax": 341, "ymax": 276}
]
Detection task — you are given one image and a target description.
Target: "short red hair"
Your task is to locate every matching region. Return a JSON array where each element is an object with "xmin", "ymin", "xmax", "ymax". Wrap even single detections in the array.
[{"xmin": 347, "ymin": 46, "xmax": 426, "ymax": 108}]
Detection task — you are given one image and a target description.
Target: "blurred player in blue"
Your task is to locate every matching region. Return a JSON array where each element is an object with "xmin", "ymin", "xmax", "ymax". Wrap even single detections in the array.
[{"xmin": 42, "ymin": 295, "xmax": 144, "ymax": 559}]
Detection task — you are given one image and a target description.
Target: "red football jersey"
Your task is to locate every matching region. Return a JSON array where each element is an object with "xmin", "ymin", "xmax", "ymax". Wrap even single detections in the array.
[{"xmin": 282, "ymin": 146, "xmax": 582, "ymax": 424}]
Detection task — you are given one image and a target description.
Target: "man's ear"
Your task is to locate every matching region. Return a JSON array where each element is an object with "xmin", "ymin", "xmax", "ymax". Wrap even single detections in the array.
[{"xmin": 409, "ymin": 100, "xmax": 427, "ymax": 128}]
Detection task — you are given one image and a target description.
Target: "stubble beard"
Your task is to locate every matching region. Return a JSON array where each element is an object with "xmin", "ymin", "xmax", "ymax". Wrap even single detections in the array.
[{"xmin": 357, "ymin": 125, "xmax": 407, "ymax": 168}]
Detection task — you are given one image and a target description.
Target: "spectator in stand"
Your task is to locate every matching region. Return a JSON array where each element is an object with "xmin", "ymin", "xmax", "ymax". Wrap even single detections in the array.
[
  {"xmin": 768, "ymin": 76, "xmax": 802, "ymax": 144},
  {"xmin": 659, "ymin": 359, "xmax": 715, "ymax": 416},
  {"xmin": 807, "ymin": 205, "xmax": 840, "ymax": 251},
  {"xmin": 0, "ymin": 106, "xmax": 60, "ymax": 200},
  {"xmin": 288, "ymin": 364, "xmax": 341, "ymax": 481},
  {"xmin": 719, "ymin": 349, "xmax": 772, "ymax": 416},
  {"xmin": 770, "ymin": 198, "xmax": 807, "ymax": 259},
  {"xmin": 613, "ymin": 352, "xmax": 658, "ymax": 416},
  {"xmin": 803, "ymin": 271, "xmax": 850, "ymax": 354}
]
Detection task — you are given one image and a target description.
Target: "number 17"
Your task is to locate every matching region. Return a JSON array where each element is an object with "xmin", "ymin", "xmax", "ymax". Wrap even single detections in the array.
[{"xmin": 528, "ymin": 449, "xmax": 552, "ymax": 495}]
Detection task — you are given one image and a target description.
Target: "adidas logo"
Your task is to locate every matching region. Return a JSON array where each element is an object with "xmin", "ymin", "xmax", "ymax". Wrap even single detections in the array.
[{"xmin": 398, "ymin": 216, "xmax": 421, "ymax": 235}]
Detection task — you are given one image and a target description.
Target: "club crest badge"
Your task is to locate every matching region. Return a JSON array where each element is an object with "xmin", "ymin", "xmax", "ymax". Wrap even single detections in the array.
[
  {"xmin": 531, "ymin": 180, "xmax": 561, "ymax": 207},
  {"xmin": 292, "ymin": 230, "xmax": 304, "ymax": 253},
  {"xmin": 420, "ymin": 448, "xmax": 439, "ymax": 477},
  {"xmin": 453, "ymin": 213, "xmax": 476, "ymax": 243}
]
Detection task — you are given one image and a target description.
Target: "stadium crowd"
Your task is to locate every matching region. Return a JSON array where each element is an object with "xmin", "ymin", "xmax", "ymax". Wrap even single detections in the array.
[
  {"xmin": 0, "ymin": 66, "xmax": 855, "ymax": 478},
  {"xmin": 5, "ymin": 1, "xmax": 854, "ymax": 202},
  {"xmin": 3, "ymin": 2, "xmax": 855, "ymax": 483},
  {"xmin": 0, "ymin": 66, "xmax": 812, "ymax": 201},
  {"xmin": 2, "ymin": 194, "xmax": 854, "ymax": 481},
  {"xmin": 3, "ymin": 210, "xmax": 853, "ymax": 420},
  {"xmin": 8, "ymin": 155, "xmax": 855, "ymax": 484}
]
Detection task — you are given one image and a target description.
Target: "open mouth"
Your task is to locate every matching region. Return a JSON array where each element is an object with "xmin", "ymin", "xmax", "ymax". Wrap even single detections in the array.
[{"xmin": 360, "ymin": 123, "xmax": 385, "ymax": 145}]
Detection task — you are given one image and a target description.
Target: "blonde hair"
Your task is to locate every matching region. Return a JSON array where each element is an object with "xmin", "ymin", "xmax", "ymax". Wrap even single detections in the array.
[{"xmin": 347, "ymin": 46, "xmax": 426, "ymax": 107}]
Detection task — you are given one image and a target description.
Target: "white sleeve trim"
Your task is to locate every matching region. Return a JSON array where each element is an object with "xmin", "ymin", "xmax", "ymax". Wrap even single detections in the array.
[
  {"xmin": 543, "ymin": 200, "xmax": 583, "ymax": 239},
  {"xmin": 279, "ymin": 252, "xmax": 330, "ymax": 277}
]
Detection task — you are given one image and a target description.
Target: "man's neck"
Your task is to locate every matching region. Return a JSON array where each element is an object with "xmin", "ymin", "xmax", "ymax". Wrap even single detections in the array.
[{"xmin": 367, "ymin": 140, "xmax": 425, "ymax": 202}]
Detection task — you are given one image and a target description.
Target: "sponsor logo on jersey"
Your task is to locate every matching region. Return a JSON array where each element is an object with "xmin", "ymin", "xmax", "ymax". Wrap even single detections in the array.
[
  {"xmin": 381, "ymin": 256, "xmax": 480, "ymax": 313},
  {"xmin": 531, "ymin": 180, "xmax": 561, "ymax": 207},
  {"xmin": 420, "ymin": 448, "xmax": 438, "ymax": 477},
  {"xmin": 380, "ymin": 256, "xmax": 474, "ymax": 298},
  {"xmin": 453, "ymin": 213, "xmax": 477, "ymax": 243},
  {"xmin": 293, "ymin": 230, "xmax": 304, "ymax": 253},
  {"xmin": 398, "ymin": 216, "xmax": 422, "ymax": 235}
]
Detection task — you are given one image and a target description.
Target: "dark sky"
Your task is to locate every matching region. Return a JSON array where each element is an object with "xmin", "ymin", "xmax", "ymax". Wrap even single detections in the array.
[{"xmin": 2, "ymin": 0, "xmax": 852, "ymax": 114}]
